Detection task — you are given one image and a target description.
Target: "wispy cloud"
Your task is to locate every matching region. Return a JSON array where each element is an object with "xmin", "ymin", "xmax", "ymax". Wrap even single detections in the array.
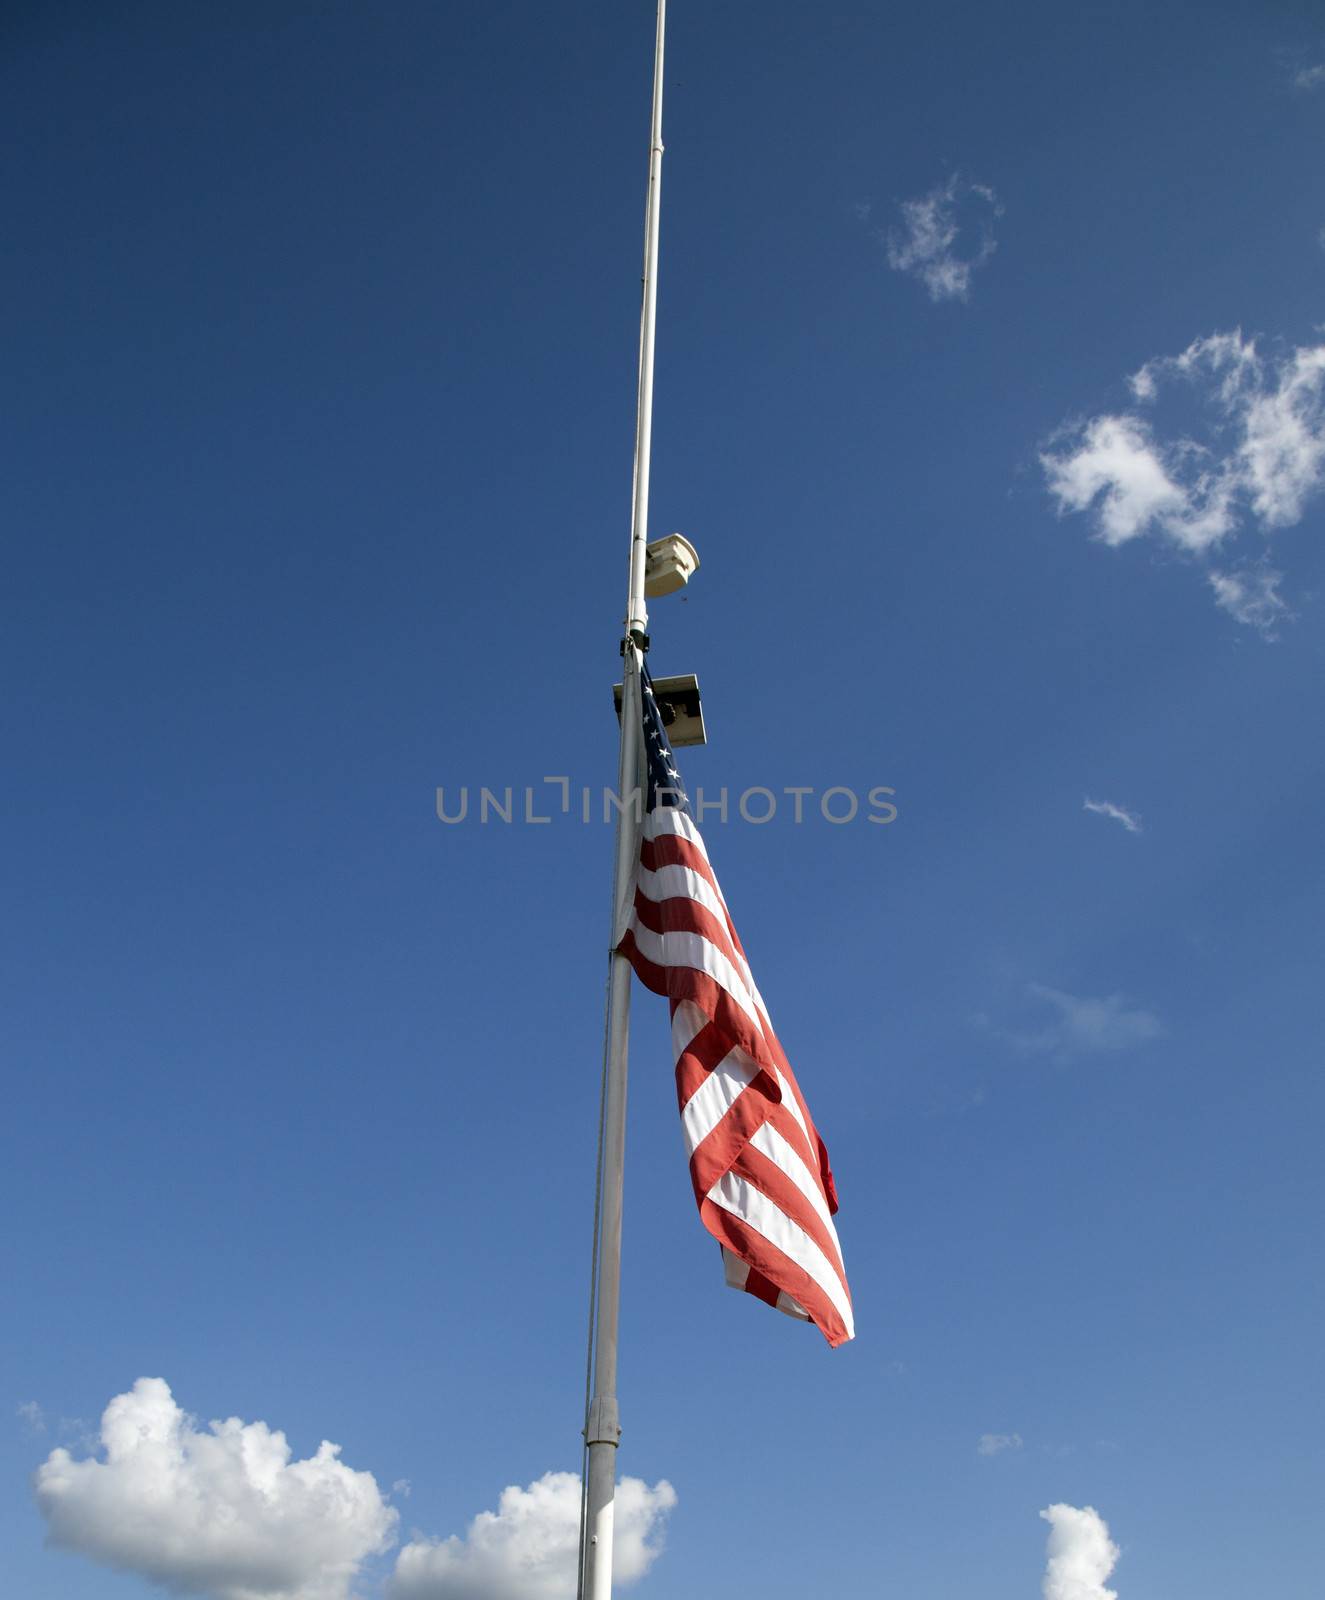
[
  {"xmin": 1041, "ymin": 329, "xmax": 1325, "ymax": 627},
  {"xmin": 1006, "ymin": 984, "xmax": 1163, "ymax": 1063},
  {"xmin": 977, "ymin": 1432, "xmax": 1023, "ymax": 1456},
  {"xmin": 1207, "ymin": 565, "xmax": 1290, "ymax": 635},
  {"xmin": 34, "ymin": 1377, "xmax": 398, "ymax": 1600},
  {"xmin": 875, "ymin": 174, "xmax": 1002, "ymax": 303},
  {"xmin": 17, "ymin": 1399, "xmax": 46, "ymax": 1435},
  {"xmin": 1083, "ymin": 798, "xmax": 1142, "ymax": 834},
  {"xmin": 1040, "ymin": 1504, "xmax": 1120, "ymax": 1600},
  {"xmin": 392, "ymin": 1471, "xmax": 675, "ymax": 1600},
  {"xmin": 1292, "ymin": 62, "xmax": 1325, "ymax": 91}
]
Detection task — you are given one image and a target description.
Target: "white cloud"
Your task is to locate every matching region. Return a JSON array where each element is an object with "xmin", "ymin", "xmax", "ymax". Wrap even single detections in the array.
[
  {"xmin": 977, "ymin": 1432, "xmax": 1023, "ymax": 1456},
  {"xmin": 1293, "ymin": 63, "xmax": 1325, "ymax": 91},
  {"xmin": 882, "ymin": 174, "xmax": 1001, "ymax": 302},
  {"xmin": 1083, "ymin": 799, "xmax": 1142, "ymax": 834},
  {"xmin": 1042, "ymin": 329, "xmax": 1325, "ymax": 623},
  {"xmin": 1011, "ymin": 985, "xmax": 1163, "ymax": 1061},
  {"xmin": 392, "ymin": 1471, "xmax": 675, "ymax": 1600},
  {"xmin": 1040, "ymin": 414, "xmax": 1234, "ymax": 551},
  {"xmin": 33, "ymin": 1377, "xmax": 397, "ymax": 1600},
  {"xmin": 1040, "ymin": 1503, "xmax": 1120, "ymax": 1600},
  {"xmin": 1208, "ymin": 566, "xmax": 1290, "ymax": 634},
  {"xmin": 1129, "ymin": 328, "xmax": 1261, "ymax": 407},
  {"xmin": 1238, "ymin": 344, "xmax": 1325, "ymax": 525}
]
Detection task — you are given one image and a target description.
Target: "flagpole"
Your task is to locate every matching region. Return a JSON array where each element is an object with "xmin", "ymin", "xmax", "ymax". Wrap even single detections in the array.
[{"xmin": 580, "ymin": 5, "xmax": 666, "ymax": 1599}]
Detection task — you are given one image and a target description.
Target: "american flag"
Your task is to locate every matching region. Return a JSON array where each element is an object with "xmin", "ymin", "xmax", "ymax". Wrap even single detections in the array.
[{"xmin": 617, "ymin": 666, "xmax": 854, "ymax": 1347}]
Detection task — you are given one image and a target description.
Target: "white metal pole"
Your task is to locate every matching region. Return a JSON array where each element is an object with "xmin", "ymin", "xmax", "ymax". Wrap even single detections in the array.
[
  {"xmin": 625, "ymin": 0, "xmax": 666, "ymax": 645},
  {"xmin": 580, "ymin": 6, "xmax": 666, "ymax": 1600}
]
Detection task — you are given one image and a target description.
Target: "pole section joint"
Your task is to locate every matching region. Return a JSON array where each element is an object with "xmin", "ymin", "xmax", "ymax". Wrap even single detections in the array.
[{"xmin": 585, "ymin": 1397, "xmax": 622, "ymax": 1447}]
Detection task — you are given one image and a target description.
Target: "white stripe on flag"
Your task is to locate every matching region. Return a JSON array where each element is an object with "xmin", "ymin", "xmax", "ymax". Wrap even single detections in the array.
[
  {"xmin": 748, "ymin": 1120, "xmax": 842, "ymax": 1249},
  {"xmin": 636, "ymin": 861, "xmax": 728, "ymax": 930},
  {"xmin": 680, "ymin": 1048, "xmax": 759, "ymax": 1156},
  {"xmin": 670, "ymin": 999, "xmax": 707, "ymax": 1059},
  {"xmin": 644, "ymin": 804, "xmax": 712, "ymax": 864},
  {"xmin": 626, "ymin": 922, "xmax": 765, "ymax": 1038},
  {"xmin": 707, "ymin": 1171, "xmax": 855, "ymax": 1337}
]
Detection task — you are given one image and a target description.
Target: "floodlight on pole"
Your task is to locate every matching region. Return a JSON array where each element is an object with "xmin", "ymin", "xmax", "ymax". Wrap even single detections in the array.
[
  {"xmin": 643, "ymin": 533, "xmax": 699, "ymax": 597},
  {"xmin": 612, "ymin": 673, "xmax": 706, "ymax": 748}
]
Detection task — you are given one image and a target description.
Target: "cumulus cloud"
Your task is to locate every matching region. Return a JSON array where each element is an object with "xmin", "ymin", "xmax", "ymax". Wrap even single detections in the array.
[
  {"xmin": 1082, "ymin": 799, "xmax": 1142, "ymax": 834},
  {"xmin": 392, "ymin": 1471, "xmax": 675, "ymax": 1600},
  {"xmin": 1042, "ymin": 329, "xmax": 1325, "ymax": 625},
  {"xmin": 1040, "ymin": 1503, "xmax": 1120, "ymax": 1600},
  {"xmin": 977, "ymin": 1432, "xmax": 1023, "ymax": 1456},
  {"xmin": 33, "ymin": 1377, "xmax": 397, "ymax": 1600},
  {"xmin": 1009, "ymin": 985, "xmax": 1163, "ymax": 1062},
  {"xmin": 881, "ymin": 174, "xmax": 1001, "ymax": 302}
]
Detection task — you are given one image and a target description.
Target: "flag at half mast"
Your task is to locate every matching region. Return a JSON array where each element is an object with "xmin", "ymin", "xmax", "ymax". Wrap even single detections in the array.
[{"xmin": 617, "ymin": 666, "xmax": 854, "ymax": 1347}]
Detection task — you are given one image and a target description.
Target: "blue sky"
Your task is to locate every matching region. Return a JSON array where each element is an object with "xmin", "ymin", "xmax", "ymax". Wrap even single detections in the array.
[{"xmin": 4, "ymin": 2, "xmax": 1324, "ymax": 1597}]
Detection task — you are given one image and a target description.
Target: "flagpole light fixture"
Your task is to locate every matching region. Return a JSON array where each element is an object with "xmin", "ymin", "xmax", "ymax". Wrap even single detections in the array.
[
  {"xmin": 623, "ymin": 534, "xmax": 705, "ymax": 745},
  {"xmin": 643, "ymin": 532, "xmax": 699, "ymax": 597},
  {"xmin": 613, "ymin": 673, "xmax": 706, "ymax": 747}
]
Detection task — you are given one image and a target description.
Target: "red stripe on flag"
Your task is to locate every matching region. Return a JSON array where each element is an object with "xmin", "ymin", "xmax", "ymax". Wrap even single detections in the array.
[
  {"xmin": 699, "ymin": 1198, "xmax": 853, "ymax": 1348},
  {"xmin": 617, "ymin": 930, "xmax": 783, "ymax": 1103},
  {"xmin": 729, "ymin": 1143, "xmax": 849, "ymax": 1301}
]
